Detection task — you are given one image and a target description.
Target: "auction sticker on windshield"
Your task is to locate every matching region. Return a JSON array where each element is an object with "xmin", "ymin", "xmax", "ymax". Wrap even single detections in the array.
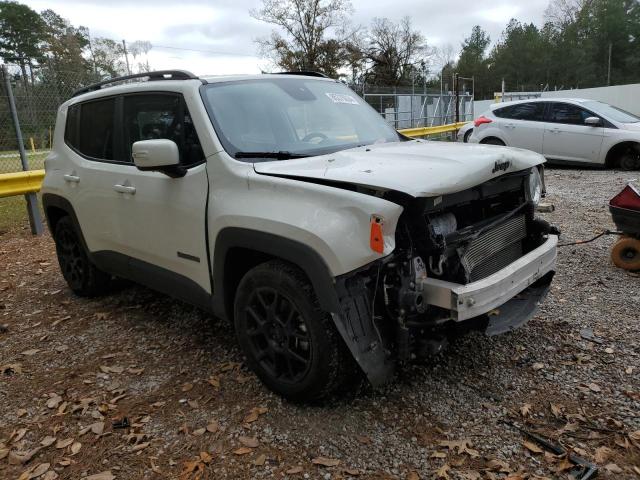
[{"xmin": 326, "ymin": 92, "xmax": 359, "ymax": 105}]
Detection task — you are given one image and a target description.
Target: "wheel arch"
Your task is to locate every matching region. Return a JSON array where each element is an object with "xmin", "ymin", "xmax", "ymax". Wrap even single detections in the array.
[
  {"xmin": 480, "ymin": 136, "xmax": 506, "ymax": 146},
  {"xmin": 41, "ymin": 194, "xmax": 87, "ymax": 249},
  {"xmin": 212, "ymin": 227, "xmax": 341, "ymax": 322},
  {"xmin": 605, "ymin": 140, "xmax": 640, "ymax": 168}
]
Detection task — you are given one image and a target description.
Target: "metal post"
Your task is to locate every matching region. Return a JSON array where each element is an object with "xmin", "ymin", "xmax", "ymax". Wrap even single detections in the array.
[
  {"xmin": 607, "ymin": 43, "xmax": 612, "ymax": 86},
  {"xmin": 454, "ymin": 73, "xmax": 460, "ymax": 124},
  {"xmin": 122, "ymin": 40, "xmax": 132, "ymax": 75},
  {"xmin": 2, "ymin": 64, "xmax": 43, "ymax": 235}
]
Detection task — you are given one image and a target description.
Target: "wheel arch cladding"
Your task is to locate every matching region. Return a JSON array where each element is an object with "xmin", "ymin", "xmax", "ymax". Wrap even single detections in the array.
[{"xmin": 212, "ymin": 227, "xmax": 341, "ymax": 321}]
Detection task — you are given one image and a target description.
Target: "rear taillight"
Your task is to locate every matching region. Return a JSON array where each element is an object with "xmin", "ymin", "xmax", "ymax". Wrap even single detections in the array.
[
  {"xmin": 474, "ymin": 116, "xmax": 493, "ymax": 128},
  {"xmin": 610, "ymin": 183, "xmax": 640, "ymax": 210}
]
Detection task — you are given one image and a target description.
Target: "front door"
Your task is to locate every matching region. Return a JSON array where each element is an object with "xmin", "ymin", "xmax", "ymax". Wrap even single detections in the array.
[{"xmin": 543, "ymin": 102, "xmax": 605, "ymax": 163}]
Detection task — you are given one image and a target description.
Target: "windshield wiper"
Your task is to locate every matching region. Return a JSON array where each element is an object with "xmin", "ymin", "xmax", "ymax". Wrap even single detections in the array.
[{"xmin": 234, "ymin": 151, "xmax": 309, "ymax": 160}]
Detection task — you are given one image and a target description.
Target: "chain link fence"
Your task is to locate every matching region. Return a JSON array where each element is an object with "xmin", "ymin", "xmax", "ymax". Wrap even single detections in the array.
[{"xmin": 0, "ymin": 64, "xmax": 97, "ymax": 174}]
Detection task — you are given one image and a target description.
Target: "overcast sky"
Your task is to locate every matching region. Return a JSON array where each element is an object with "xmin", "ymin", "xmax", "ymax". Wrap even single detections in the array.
[{"xmin": 23, "ymin": 0, "xmax": 551, "ymax": 75}]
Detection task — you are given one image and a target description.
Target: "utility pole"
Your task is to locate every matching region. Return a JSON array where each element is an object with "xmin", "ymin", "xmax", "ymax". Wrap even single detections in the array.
[
  {"xmin": 122, "ymin": 40, "xmax": 132, "ymax": 75},
  {"xmin": 607, "ymin": 43, "xmax": 612, "ymax": 86}
]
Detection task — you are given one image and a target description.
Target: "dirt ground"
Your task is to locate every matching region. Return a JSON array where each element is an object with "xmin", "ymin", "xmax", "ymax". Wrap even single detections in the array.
[{"xmin": 1, "ymin": 167, "xmax": 639, "ymax": 480}]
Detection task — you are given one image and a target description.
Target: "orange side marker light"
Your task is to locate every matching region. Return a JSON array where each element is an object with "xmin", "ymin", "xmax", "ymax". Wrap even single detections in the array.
[{"xmin": 370, "ymin": 217, "xmax": 384, "ymax": 254}]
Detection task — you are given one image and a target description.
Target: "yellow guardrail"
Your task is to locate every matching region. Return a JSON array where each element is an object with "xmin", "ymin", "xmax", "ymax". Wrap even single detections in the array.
[
  {"xmin": 399, "ymin": 121, "xmax": 469, "ymax": 138},
  {"xmin": 0, "ymin": 169, "xmax": 45, "ymax": 198}
]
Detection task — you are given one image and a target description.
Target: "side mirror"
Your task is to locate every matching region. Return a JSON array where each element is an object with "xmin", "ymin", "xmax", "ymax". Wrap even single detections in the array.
[
  {"xmin": 584, "ymin": 116, "xmax": 602, "ymax": 127},
  {"xmin": 132, "ymin": 139, "xmax": 185, "ymax": 177}
]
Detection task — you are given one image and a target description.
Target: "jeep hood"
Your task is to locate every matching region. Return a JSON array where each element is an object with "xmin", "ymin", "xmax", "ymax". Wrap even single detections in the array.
[{"xmin": 252, "ymin": 141, "xmax": 545, "ymax": 197}]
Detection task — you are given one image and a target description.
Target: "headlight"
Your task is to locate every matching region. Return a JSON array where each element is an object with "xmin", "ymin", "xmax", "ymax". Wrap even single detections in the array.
[{"xmin": 527, "ymin": 167, "xmax": 543, "ymax": 206}]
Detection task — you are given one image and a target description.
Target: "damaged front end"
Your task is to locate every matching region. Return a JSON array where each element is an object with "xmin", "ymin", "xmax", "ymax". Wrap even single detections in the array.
[{"xmin": 333, "ymin": 168, "xmax": 559, "ymax": 387}]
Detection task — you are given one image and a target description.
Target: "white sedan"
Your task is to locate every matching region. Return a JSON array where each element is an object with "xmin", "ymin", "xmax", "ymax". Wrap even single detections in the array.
[{"xmin": 469, "ymin": 98, "xmax": 640, "ymax": 170}]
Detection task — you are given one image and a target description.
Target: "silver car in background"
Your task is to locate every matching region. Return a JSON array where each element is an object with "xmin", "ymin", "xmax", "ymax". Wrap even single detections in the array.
[{"xmin": 468, "ymin": 98, "xmax": 640, "ymax": 170}]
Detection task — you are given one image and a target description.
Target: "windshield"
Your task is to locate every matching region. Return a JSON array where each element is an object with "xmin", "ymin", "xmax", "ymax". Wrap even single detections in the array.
[
  {"xmin": 583, "ymin": 101, "xmax": 640, "ymax": 123},
  {"xmin": 201, "ymin": 77, "xmax": 401, "ymax": 160}
]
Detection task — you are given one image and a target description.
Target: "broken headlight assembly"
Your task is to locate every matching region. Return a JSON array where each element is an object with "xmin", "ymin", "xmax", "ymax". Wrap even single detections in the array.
[{"xmin": 526, "ymin": 166, "xmax": 543, "ymax": 206}]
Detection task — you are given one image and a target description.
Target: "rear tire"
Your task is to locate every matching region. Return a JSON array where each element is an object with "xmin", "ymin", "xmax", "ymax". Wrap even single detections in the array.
[
  {"xmin": 618, "ymin": 152, "xmax": 640, "ymax": 171},
  {"xmin": 53, "ymin": 216, "xmax": 111, "ymax": 297},
  {"xmin": 481, "ymin": 138, "xmax": 505, "ymax": 146},
  {"xmin": 463, "ymin": 129, "xmax": 473, "ymax": 143},
  {"xmin": 611, "ymin": 237, "xmax": 640, "ymax": 271},
  {"xmin": 234, "ymin": 260, "xmax": 358, "ymax": 402}
]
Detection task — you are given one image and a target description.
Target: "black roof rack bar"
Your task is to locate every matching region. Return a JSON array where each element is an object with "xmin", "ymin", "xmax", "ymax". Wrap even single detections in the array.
[
  {"xmin": 71, "ymin": 70, "xmax": 202, "ymax": 98},
  {"xmin": 274, "ymin": 71, "xmax": 329, "ymax": 78}
]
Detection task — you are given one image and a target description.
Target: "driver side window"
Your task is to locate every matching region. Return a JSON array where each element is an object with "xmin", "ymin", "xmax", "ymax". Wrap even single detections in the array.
[
  {"xmin": 123, "ymin": 93, "xmax": 204, "ymax": 167},
  {"xmin": 548, "ymin": 103, "xmax": 594, "ymax": 126}
]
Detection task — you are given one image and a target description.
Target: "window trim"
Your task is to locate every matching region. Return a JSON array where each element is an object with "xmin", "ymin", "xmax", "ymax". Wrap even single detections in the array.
[
  {"xmin": 63, "ymin": 91, "xmax": 206, "ymax": 169},
  {"xmin": 493, "ymin": 101, "xmax": 548, "ymax": 122},
  {"xmin": 545, "ymin": 101, "xmax": 616, "ymax": 129}
]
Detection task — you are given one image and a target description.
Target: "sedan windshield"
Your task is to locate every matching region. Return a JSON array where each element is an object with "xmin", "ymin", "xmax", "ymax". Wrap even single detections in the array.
[
  {"xmin": 201, "ymin": 77, "xmax": 401, "ymax": 160},
  {"xmin": 583, "ymin": 101, "xmax": 640, "ymax": 123}
]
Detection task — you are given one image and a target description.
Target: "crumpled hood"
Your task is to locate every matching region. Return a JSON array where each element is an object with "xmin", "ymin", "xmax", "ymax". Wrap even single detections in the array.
[{"xmin": 253, "ymin": 141, "xmax": 545, "ymax": 197}]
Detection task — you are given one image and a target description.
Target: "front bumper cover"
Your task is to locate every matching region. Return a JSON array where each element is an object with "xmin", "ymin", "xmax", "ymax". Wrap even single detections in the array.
[{"xmin": 419, "ymin": 234, "xmax": 558, "ymax": 322}]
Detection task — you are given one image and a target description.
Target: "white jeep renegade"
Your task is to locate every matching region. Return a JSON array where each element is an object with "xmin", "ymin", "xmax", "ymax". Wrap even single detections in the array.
[{"xmin": 42, "ymin": 70, "xmax": 558, "ymax": 401}]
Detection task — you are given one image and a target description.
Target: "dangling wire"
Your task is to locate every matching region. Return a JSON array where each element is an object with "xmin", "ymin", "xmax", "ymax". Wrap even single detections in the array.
[{"xmin": 558, "ymin": 230, "xmax": 623, "ymax": 247}]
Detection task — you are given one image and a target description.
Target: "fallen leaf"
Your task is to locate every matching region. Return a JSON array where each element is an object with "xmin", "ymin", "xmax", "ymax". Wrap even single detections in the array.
[
  {"xmin": 40, "ymin": 437, "xmax": 56, "ymax": 448},
  {"xmin": 550, "ymin": 403, "xmax": 563, "ymax": 418},
  {"xmin": 439, "ymin": 439, "xmax": 479, "ymax": 457},
  {"xmin": 206, "ymin": 420, "xmax": 219, "ymax": 433},
  {"xmin": 207, "ymin": 376, "xmax": 220, "ymax": 389},
  {"xmin": 431, "ymin": 451, "xmax": 447, "ymax": 458},
  {"xmin": 532, "ymin": 362, "xmax": 544, "ymax": 371},
  {"xmin": 312, "ymin": 457, "xmax": 341, "ymax": 467},
  {"xmin": 85, "ymin": 472, "xmax": 115, "ymax": 480},
  {"xmin": 286, "ymin": 466, "xmax": 303, "ymax": 474},
  {"xmin": 253, "ymin": 454, "xmax": 266, "ymax": 466},
  {"xmin": 520, "ymin": 403, "xmax": 532, "ymax": 417},
  {"xmin": 594, "ymin": 446, "xmax": 611, "ymax": 463},
  {"xmin": 131, "ymin": 442, "xmax": 149, "ymax": 452},
  {"xmin": 55, "ymin": 438, "xmax": 74, "ymax": 449},
  {"xmin": 13, "ymin": 428, "xmax": 28, "ymax": 442},
  {"xmin": 21, "ymin": 349, "xmax": 40, "ymax": 356},
  {"xmin": 199, "ymin": 451, "xmax": 212, "ymax": 463},
  {"xmin": 42, "ymin": 471, "xmax": 58, "ymax": 480},
  {"xmin": 629, "ymin": 431, "xmax": 640, "ymax": 441},
  {"xmin": 523, "ymin": 441, "xmax": 543, "ymax": 454},
  {"xmin": 238, "ymin": 436, "xmax": 259, "ymax": 448},
  {"xmin": 486, "ymin": 459, "xmax": 511, "ymax": 472},
  {"xmin": 556, "ymin": 457, "xmax": 574, "ymax": 473},
  {"xmin": 356, "ymin": 436, "xmax": 372, "ymax": 445},
  {"xmin": 604, "ymin": 347, "xmax": 614, "ymax": 354},
  {"xmin": 459, "ymin": 471, "xmax": 481, "ymax": 480},
  {"xmin": 17, "ymin": 409, "xmax": 27, "ymax": 418},
  {"xmin": 90, "ymin": 422, "xmax": 105, "ymax": 435},
  {"xmin": 233, "ymin": 447, "xmax": 252, "ymax": 455},
  {"xmin": 192, "ymin": 428, "xmax": 206, "ymax": 437},
  {"xmin": 435, "ymin": 463, "xmax": 450, "ymax": 479},
  {"xmin": 604, "ymin": 463, "xmax": 622, "ymax": 474},
  {"xmin": 243, "ymin": 406, "xmax": 268, "ymax": 424},
  {"xmin": 587, "ymin": 383, "xmax": 601, "ymax": 393},
  {"xmin": 181, "ymin": 383, "xmax": 194, "ymax": 392},
  {"xmin": 46, "ymin": 395, "xmax": 62, "ymax": 409},
  {"xmin": 8, "ymin": 448, "xmax": 40, "ymax": 465},
  {"xmin": 343, "ymin": 467, "xmax": 361, "ymax": 476},
  {"xmin": 407, "ymin": 471, "xmax": 420, "ymax": 480},
  {"xmin": 70, "ymin": 442, "xmax": 82, "ymax": 455},
  {"xmin": 28, "ymin": 463, "xmax": 50, "ymax": 478}
]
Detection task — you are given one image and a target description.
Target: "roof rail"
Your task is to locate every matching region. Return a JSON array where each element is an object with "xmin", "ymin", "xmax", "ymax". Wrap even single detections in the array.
[
  {"xmin": 71, "ymin": 70, "xmax": 202, "ymax": 98},
  {"xmin": 274, "ymin": 71, "xmax": 329, "ymax": 78}
]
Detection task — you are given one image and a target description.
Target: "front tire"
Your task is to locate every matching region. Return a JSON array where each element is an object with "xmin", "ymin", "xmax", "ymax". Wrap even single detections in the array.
[
  {"xmin": 53, "ymin": 216, "xmax": 111, "ymax": 297},
  {"xmin": 234, "ymin": 260, "xmax": 356, "ymax": 402},
  {"xmin": 481, "ymin": 137, "xmax": 505, "ymax": 146}
]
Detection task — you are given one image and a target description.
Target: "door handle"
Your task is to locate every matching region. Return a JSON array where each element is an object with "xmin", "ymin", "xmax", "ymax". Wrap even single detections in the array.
[
  {"xmin": 63, "ymin": 174, "xmax": 80, "ymax": 183},
  {"xmin": 113, "ymin": 184, "xmax": 136, "ymax": 194}
]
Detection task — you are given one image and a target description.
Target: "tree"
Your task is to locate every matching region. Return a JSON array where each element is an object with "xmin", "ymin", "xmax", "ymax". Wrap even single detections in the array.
[
  {"xmin": 0, "ymin": 1, "xmax": 45, "ymax": 82},
  {"xmin": 252, "ymin": 0, "xmax": 355, "ymax": 77},
  {"xmin": 92, "ymin": 38, "xmax": 127, "ymax": 79},
  {"xmin": 365, "ymin": 16, "xmax": 427, "ymax": 87},
  {"xmin": 40, "ymin": 9, "xmax": 89, "ymax": 73},
  {"xmin": 456, "ymin": 26, "xmax": 490, "ymax": 99}
]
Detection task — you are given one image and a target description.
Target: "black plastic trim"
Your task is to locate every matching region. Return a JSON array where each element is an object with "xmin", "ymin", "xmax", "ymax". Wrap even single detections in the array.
[
  {"xmin": 72, "ymin": 70, "xmax": 201, "ymax": 98},
  {"xmin": 212, "ymin": 228, "xmax": 340, "ymax": 319}
]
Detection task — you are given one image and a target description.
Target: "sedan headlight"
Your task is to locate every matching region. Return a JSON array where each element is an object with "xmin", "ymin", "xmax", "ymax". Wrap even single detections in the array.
[{"xmin": 527, "ymin": 167, "xmax": 543, "ymax": 206}]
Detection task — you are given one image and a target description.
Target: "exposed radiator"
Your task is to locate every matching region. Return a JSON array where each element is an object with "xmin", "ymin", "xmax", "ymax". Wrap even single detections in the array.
[{"xmin": 460, "ymin": 215, "xmax": 527, "ymax": 282}]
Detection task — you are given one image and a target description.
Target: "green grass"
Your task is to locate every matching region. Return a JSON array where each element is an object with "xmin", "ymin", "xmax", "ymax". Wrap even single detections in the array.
[
  {"xmin": 0, "ymin": 194, "xmax": 44, "ymax": 232},
  {"xmin": 0, "ymin": 150, "xmax": 48, "ymax": 174}
]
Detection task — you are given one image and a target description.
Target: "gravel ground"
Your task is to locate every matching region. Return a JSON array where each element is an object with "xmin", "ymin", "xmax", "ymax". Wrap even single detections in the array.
[{"xmin": 1, "ymin": 167, "xmax": 639, "ymax": 480}]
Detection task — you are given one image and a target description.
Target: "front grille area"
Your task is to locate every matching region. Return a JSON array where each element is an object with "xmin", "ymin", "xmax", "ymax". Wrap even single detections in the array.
[{"xmin": 460, "ymin": 215, "xmax": 526, "ymax": 281}]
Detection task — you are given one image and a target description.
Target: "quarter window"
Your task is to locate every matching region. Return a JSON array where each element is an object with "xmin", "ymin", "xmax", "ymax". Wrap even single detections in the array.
[
  {"xmin": 123, "ymin": 94, "xmax": 204, "ymax": 167},
  {"xmin": 494, "ymin": 102, "xmax": 545, "ymax": 121}
]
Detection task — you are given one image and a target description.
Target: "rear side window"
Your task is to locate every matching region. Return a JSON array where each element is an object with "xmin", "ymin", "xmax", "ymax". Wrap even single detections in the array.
[
  {"xmin": 494, "ymin": 102, "xmax": 545, "ymax": 121},
  {"xmin": 77, "ymin": 98, "xmax": 116, "ymax": 160},
  {"xmin": 123, "ymin": 94, "xmax": 204, "ymax": 167},
  {"xmin": 64, "ymin": 104, "xmax": 80, "ymax": 149},
  {"xmin": 548, "ymin": 103, "xmax": 592, "ymax": 125}
]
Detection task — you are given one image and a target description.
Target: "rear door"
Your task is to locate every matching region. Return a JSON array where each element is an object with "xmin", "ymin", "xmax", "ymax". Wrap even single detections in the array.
[
  {"xmin": 543, "ymin": 102, "xmax": 605, "ymax": 163},
  {"xmin": 493, "ymin": 102, "xmax": 546, "ymax": 153}
]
